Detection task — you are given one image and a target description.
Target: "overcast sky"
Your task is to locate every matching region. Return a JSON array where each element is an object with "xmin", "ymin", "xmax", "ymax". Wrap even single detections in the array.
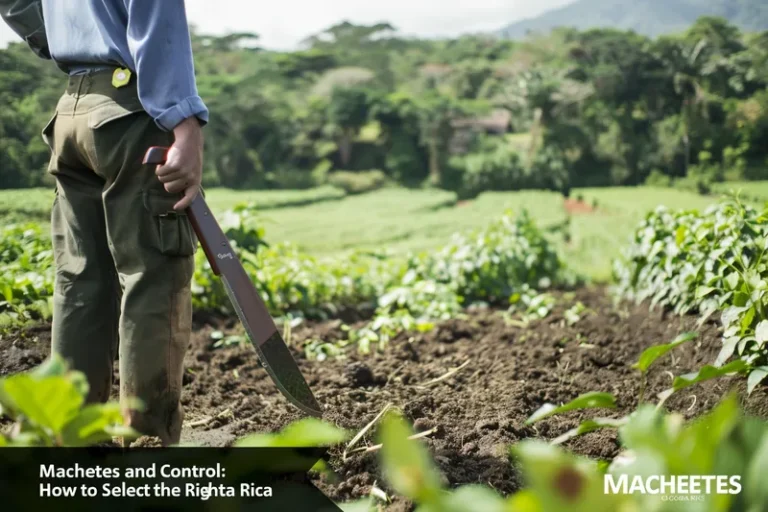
[{"xmin": 0, "ymin": 0, "xmax": 573, "ymax": 50}]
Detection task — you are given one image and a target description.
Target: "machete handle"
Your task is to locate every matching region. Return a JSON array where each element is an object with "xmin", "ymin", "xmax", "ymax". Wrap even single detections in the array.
[
  {"xmin": 142, "ymin": 146, "xmax": 170, "ymax": 166},
  {"xmin": 142, "ymin": 146, "xmax": 222, "ymax": 276}
]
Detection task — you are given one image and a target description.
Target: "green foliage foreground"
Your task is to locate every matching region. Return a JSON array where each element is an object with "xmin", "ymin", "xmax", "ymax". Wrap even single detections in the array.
[
  {"xmin": 0, "ymin": 354, "xmax": 137, "ymax": 447},
  {"xmin": 281, "ymin": 331, "xmax": 764, "ymax": 512},
  {"xmin": 2, "ymin": 337, "xmax": 764, "ymax": 511},
  {"xmin": 363, "ymin": 394, "xmax": 767, "ymax": 512}
]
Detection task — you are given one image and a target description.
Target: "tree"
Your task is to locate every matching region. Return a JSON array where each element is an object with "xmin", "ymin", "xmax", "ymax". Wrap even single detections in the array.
[
  {"xmin": 414, "ymin": 92, "xmax": 473, "ymax": 187},
  {"xmin": 327, "ymin": 87, "xmax": 371, "ymax": 167}
]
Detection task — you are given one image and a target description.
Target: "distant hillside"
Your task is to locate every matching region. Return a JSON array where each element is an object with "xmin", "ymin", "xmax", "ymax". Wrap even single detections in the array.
[{"xmin": 498, "ymin": 0, "xmax": 768, "ymax": 38}]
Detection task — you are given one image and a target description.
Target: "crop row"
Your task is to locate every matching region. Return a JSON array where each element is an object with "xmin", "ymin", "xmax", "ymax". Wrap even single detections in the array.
[
  {"xmin": 0, "ymin": 202, "xmax": 567, "ymax": 351},
  {"xmin": 613, "ymin": 197, "xmax": 768, "ymax": 390}
]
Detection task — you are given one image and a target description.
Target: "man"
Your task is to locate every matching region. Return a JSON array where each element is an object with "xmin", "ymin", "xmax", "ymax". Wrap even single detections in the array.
[{"xmin": 1, "ymin": 1, "xmax": 207, "ymax": 445}]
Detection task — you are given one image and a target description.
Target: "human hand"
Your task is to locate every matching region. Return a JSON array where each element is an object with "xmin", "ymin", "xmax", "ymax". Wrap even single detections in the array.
[{"xmin": 155, "ymin": 117, "xmax": 204, "ymax": 210}]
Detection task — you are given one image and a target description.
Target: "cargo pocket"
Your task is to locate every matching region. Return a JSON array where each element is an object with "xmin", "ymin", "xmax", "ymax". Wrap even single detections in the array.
[
  {"xmin": 144, "ymin": 190, "xmax": 197, "ymax": 257},
  {"xmin": 88, "ymin": 102, "xmax": 145, "ymax": 130},
  {"xmin": 88, "ymin": 100, "xmax": 147, "ymax": 176}
]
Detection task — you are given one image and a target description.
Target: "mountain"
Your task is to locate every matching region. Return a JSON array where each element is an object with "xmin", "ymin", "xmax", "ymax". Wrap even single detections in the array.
[{"xmin": 497, "ymin": 0, "xmax": 768, "ymax": 38}]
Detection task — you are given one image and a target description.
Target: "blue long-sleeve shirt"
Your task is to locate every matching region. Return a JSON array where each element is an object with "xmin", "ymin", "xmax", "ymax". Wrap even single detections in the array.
[{"xmin": 41, "ymin": 0, "xmax": 209, "ymax": 131}]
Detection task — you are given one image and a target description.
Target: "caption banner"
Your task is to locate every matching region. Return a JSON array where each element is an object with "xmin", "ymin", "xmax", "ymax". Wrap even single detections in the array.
[{"xmin": 0, "ymin": 447, "xmax": 341, "ymax": 511}]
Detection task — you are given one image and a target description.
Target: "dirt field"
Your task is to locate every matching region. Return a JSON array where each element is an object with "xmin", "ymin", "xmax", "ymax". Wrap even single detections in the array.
[{"xmin": 2, "ymin": 286, "xmax": 767, "ymax": 509}]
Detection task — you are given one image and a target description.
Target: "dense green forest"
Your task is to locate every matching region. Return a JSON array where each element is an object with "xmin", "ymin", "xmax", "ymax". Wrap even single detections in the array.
[{"xmin": 1, "ymin": 16, "xmax": 767, "ymax": 198}]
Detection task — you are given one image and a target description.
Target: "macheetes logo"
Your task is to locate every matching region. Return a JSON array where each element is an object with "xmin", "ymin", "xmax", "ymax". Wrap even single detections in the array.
[{"xmin": 604, "ymin": 474, "xmax": 742, "ymax": 495}]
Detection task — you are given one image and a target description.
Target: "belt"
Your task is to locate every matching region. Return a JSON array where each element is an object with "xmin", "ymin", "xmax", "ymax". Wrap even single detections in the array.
[
  {"xmin": 65, "ymin": 66, "xmax": 137, "ymax": 97},
  {"xmin": 68, "ymin": 65, "xmax": 113, "ymax": 76}
]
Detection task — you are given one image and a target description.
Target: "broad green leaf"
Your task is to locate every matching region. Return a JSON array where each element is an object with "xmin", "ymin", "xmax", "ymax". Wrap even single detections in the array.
[
  {"xmin": 745, "ymin": 433, "xmax": 768, "ymax": 509},
  {"xmin": 379, "ymin": 412, "xmax": 443, "ymax": 504},
  {"xmin": 755, "ymin": 320, "xmax": 768, "ymax": 343},
  {"xmin": 4, "ymin": 432, "xmax": 41, "ymax": 446},
  {"xmin": 526, "ymin": 392, "xmax": 617, "ymax": 425},
  {"xmin": 633, "ymin": 332, "xmax": 696, "ymax": 373},
  {"xmin": 336, "ymin": 499, "xmax": 374, "ymax": 512},
  {"xmin": 234, "ymin": 419, "xmax": 347, "ymax": 474},
  {"xmin": 675, "ymin": 226, "xmax": 687, "ymax": 246},
  {"xmin": 505, "ymin": 490, "xmax": 543, "ymax": 512},
  {"xmin": 725, "ymin": 272, "xmax": 741, "ymax": 291},
  {"xmin": 67, "ymin": 371, "xmax": 90, "ymax": 398},
  {"xmin": 551, "ymin": 417, "xmax": 628, "ymax": 445},
  {"xmin": 676, "ymin": 393, "xmax": 741, "ymax": 473},
  {"xmin": 511, "ymin": 441, "xmax": 621, "ymax": 511},
  {"xmin": 106, "ymin": 425, "xmax": 140, "ymax": 439},
  {"xmin": 747, "ymin": 367, "xmax": 768, "ymax": 395},
  {"xmin": 741, "ymin": 307, "xmax": 757, "ymax": 333},
  {"xmin": 30, "ymin": 354, "xmax": 69, "ymax": 379},
  {"xmin": 733, "ymin": 292, "xmax": 751, "ymax": 307},
  {"xmin": 0, "ymin": 375, "xmax": 83, "ymax": 434},
  {"xmin": 60, "ymin": 403, "xmax": 138, "ymax": 447},
  {"xmin": 437, "ymin": 485, "xmax": 507, "ymax": 512},
  {"xmin": 236, "ymin": 418, "xmax": 348, "ymax": 447},
  {"xmin": 695, "ymin": 286, "xmax": 716, "ymax": 298},
  {"xmin": 618, "ymin": 405, "xmax": 680, "ymax": 454},
  {"xmin": 715, "ymin": 336, "xmax": 741, "ymax": 366},
  {"xmin": 670, "ymin": 360, "xmax": 749, "ymax": 392}
]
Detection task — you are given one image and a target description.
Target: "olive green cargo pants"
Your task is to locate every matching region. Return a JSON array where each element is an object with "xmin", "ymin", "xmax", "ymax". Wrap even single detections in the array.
[{"xmin": 42, "ymin": 69, "xmax": 197, "ymax": 445}]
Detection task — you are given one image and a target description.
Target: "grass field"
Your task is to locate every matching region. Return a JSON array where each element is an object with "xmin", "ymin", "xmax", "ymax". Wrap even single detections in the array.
[
  {"xmin": 1, "ymin": 184, "xmax": 734, "ymax": 281},
  {"xmin": 712, "ymin": 180, "xmax": 768, "ymax": 201},
  {"xmin": 0, "ymin": 185, "xmax": 347, "ymax": 221}
]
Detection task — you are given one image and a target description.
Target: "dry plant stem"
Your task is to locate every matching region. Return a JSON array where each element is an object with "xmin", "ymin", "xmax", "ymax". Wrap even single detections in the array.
[
  {"xmin": 386, "ymin": 363, "xmax": 407, "ymax": 385},
  {"xmin": 419, "ymin": 359, "xmax": 471, "ymax": 387},
  {"xmin": 346, "ymin": 427, "xmax": 439, "ymax": 456},
  {"xmin": 187, "ymin": 408, "xmax": 233, "ymax": 428},
  {"xmin": 343, "ymin": 403, "xmax": 393, "ymax": 461}
]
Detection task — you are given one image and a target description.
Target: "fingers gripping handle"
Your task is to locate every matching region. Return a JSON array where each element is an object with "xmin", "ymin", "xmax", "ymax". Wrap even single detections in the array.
[{"xmin": 142, "ymin": 147, "xmax": 222, "ymax": 275}]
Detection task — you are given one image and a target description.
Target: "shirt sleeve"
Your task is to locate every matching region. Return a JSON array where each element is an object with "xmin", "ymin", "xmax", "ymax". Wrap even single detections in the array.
[{"xmin": 123, "ymin": 0, "xmax": 209, "ymax": 131}]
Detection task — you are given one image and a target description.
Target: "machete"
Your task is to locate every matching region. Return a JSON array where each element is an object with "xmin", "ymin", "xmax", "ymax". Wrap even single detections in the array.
[{"xmin": 143, "ymin": 146, "xmax": 322, "ymax": 418}]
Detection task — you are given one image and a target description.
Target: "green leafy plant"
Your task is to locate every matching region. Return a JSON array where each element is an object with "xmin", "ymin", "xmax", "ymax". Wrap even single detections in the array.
[
  {"xmin": 191, "ymin": 206, "xmax": 564, "ymax": 356},
  {"xmin": 0, "ymin": 354, "xmax": 139, "ymax": 447},
  {"xmin": 0, "ymin": 223, "xmax": 54, "ymax": 325},
  {"xmin": 657, "ymin": 359, "xmax": 750, "ymax": 404},
  {"xmin": 525, "ymin": 392, "xmax": 618, "ymax": 425},
  {"xmin": 346, "ymin": 395, "xmax": 768, "ymax": 512},
  {"xmin": 614, "ymin": 198, "xmax": 768, "ymax": 390},
  {"xmin": 633, "ymin": 331, "xmax": 697, "ymax": 402},
  {"xmin": 378, "ymin": 412, "xmax": 508, "ymax": 512},
  {"xmin": 236, "ymin": 418, "xmax": 349, "ymax": 475},
  {"xmin": 236, "ymin": 417, "xmax": 348, "ymax": 448}
]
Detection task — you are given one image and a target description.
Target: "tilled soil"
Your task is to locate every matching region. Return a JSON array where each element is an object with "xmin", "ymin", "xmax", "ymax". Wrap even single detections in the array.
[{"xmin": 2, "ymin": 286, "xmax": 767, "ymax": 510}]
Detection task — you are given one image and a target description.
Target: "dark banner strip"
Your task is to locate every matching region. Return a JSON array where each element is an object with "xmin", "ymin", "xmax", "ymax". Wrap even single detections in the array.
[{"xmin": 0, "ymin": 448, "xmax": 342, "ymax": 511}]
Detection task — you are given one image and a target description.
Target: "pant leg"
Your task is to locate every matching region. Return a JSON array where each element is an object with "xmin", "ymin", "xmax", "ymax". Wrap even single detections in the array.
[
  {"xmin": 47, "ymin": 99, "xmax": 121, "ymax": 404},
  {"xmin": 83, "ymin": 92, "xmax": 196, "ymax": 446}
]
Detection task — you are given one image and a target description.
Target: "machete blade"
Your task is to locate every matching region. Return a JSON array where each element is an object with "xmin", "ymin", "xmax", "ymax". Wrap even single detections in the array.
[{"xmin": 221, "ymin": 276, "xmax": 322, "ymax": 417}]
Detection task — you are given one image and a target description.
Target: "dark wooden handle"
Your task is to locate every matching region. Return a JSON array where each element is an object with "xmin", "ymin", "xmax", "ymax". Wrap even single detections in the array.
[{"xmin": 142, "ymin": 146, "xmax": 224, "ymax": 276}]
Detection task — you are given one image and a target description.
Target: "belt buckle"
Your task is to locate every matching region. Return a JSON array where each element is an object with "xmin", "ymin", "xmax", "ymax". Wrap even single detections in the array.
[{"xmin": 112, "ymin": 68, "xmax": 132, "ymax": 89}]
